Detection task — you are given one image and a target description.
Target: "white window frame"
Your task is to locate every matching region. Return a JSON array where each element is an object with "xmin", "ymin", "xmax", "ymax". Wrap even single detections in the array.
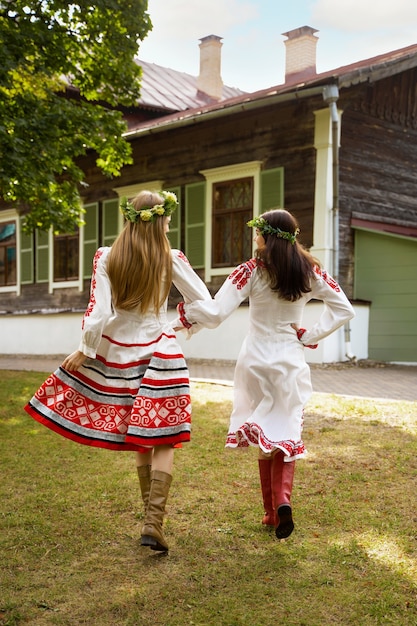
[
  {"xmin": 0, "ymin": 209, "xmax": 20, "ymax": 295},
  {"xmin": 199, "ymin": 161, "xmax": 262, "ymax": 281}
]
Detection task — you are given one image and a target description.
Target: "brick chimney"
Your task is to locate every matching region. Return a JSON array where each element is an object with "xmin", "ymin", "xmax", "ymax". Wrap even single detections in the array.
[
  {"xmin": 282, "ymin": 26, "xmax": 318, "ymax": 83},
  {"xmin": 197, "ymin": 35, "xmax": 224, "ymax": 101}
]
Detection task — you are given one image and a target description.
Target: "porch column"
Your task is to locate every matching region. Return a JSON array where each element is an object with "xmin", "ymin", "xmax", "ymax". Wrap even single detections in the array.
[{"xmin": 310, "ymin": 107, "xmax": 341, "ymax": 274}]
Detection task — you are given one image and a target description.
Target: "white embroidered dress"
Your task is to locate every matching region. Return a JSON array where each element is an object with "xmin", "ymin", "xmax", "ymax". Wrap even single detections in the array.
[
  {"xmin": 25, "ymin": 247, "xmax": 211, "ymax": 452},
  {"xmin": 177, "ymin": 259, "xmax": 355, "ymax": 460}
]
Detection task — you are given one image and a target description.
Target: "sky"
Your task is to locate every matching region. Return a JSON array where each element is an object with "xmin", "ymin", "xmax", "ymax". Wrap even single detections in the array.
[{"xmin": 138, "ymin": 0, "xmax": 417, "ymax": 92}]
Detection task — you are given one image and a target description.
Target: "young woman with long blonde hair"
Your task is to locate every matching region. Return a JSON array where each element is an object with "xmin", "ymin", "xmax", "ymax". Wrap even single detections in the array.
[{"xmin": 26, "ymin": 190, "xmax": 211, "ymax": 552}]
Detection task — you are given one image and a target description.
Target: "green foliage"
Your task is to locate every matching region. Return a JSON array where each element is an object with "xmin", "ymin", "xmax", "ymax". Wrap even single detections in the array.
[{"xmin": 0, "ymin": 1, "xmax": 152, "ymax": 233}]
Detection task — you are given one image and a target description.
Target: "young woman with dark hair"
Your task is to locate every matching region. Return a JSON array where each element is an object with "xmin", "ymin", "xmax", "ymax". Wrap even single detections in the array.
[{"xmin": 175, "ymin": 208, "xmax": 355, "ymax": 540}]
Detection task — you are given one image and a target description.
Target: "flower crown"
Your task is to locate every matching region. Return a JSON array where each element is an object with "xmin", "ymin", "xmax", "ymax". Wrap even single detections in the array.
[
  {"xmin": 120, "ymin": 191, "xmax": 178, "ymax": 223},
  {"xmin": 247, "ymin": 216, "xmax": 300, "ymax": 244}
]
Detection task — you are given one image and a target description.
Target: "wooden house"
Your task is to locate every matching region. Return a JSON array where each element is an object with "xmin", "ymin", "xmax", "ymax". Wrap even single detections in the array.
[{"xmin": 1, "ymin": 28, "xmax": 417, "ymax": 364}]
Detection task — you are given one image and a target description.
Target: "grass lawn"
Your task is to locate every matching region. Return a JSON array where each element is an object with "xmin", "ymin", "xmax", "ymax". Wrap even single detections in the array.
[{"xmin": 0, "ymin": 370, "xmax": 416, "ymax": 626}]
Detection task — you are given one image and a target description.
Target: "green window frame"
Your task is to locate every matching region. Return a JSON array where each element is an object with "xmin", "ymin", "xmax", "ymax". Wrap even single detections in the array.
[
  {"xmin": 103, "ymin": 199, "xmax": 120, "ymax": 247},
  {"xmin": 83, "ymin": 203, "xmax": 99, "ymax": 278},
  {"xmin": 20, "ymin": 222, "xmax": 34, "ymax": 285},
  {"xmin": 185, "ymin": 182, "xmax": 205, "ymax": 268},
  {"xmin": 36, "ymin": 230, "xmax": 49, "ymax": 283},
  {"xmin": 165, "ymin": 185, "xmax": 181, "ymax": 250},
  {"xmin": 260, "ymin": 167, "xmax": 284, "ymax": 213}
]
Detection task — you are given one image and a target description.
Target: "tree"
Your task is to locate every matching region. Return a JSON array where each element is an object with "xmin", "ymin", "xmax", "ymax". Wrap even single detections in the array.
[{"xmin": 0, "ymin": 0, "xmax": 151, "ymax": 233}]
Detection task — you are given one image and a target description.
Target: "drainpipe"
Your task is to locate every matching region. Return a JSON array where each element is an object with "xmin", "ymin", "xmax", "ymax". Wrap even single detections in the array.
[
  {"xmin": 322, "ymin": 85, "xmax": 356, "ymax": 361},
  {"xmin": 322, "ymin": 85, "xmax": 339, "ymax": 279}
]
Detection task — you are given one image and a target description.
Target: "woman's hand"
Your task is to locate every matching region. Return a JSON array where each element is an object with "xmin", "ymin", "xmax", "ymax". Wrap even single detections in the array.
[
  {"xmin": 291, "ymin": 324, "xmax": 318, "ymax": 349},
  {"xmin": 62, "ymin": 350, "xmax": 88, "ymax": 371}
]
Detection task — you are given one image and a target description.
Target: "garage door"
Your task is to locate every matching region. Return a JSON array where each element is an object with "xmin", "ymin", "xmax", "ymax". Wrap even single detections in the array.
[{"xmin": 354, "ymin": 229, "xmax": 417, "ymax": 362}]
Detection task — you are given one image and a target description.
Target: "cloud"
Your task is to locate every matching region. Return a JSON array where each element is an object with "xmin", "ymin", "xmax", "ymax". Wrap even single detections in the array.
[
  {"xmin": 139, "ymin": 0, "xmax": 417, "ymax": 92},
  {"xmin": 312, "ymin": 0, "xmax": 417, "ymax": 31},
  {"xmin": 146, "ymin": 0, "xmax": 258, "ymax": 39},
  {"xmin": 140, "ymin": 0, "xmax": 260, "ymax": 77}
]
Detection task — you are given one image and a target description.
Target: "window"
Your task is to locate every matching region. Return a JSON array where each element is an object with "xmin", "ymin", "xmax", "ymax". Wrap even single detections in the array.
[
  {"xmin": 53, "ymin": 231, "xmax": 79, "ymax": 281},
  {"xmin": 212, "ymin": 178, "xmax": 253, "ymax": 267},
  {"xmin": 200, "ymin": 161, "xmax": 263, "ymax": 280},
  {"xmin": 199, "ymin": 163, "xmax": 284, "ymax": 281},
  {"xmin": 0, "ymin": 221, "xmax": 17, "ymax": 286}
]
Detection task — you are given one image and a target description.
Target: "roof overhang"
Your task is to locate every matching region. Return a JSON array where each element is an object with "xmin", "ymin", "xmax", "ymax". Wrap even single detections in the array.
[
  {"xmin": 124, "ymin": 45, "xmax": 417, "ymax": 140},
  {"xmin": 351, "ymin": 213, "xmax": 417, "ymax": 240},
  {"xmin": 124, "ymin": 83, "xmax": 334, "ymax": 139},
  {"xmin": 337, "ymin": 55, "xmax": 417, "ymax": 89}
]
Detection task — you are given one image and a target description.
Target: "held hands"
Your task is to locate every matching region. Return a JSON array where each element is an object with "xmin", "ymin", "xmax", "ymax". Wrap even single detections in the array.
[{"xmin": 62, "ymin": 350, "xmax": 88, "ymax": 371}]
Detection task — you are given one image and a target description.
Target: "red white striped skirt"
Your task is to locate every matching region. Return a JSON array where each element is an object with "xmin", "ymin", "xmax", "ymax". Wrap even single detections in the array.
[{"xmin": 25, "ymin": 314, "xmax": 191, "ymax": 452}]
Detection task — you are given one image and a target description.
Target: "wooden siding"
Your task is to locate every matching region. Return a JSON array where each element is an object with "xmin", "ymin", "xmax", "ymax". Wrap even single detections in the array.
[
  {"xmin": 0, "ymin": 281, "xmax": 90, "ymax": 314},
  {"xmin": 79, "ymin": 98, "xmax": 320, "ymax": 249},
  {"xmin": 3, "ymin": 68, "xmax": 417, "ymax": 318},
  {"xmin": 75, "ymin": 100, "xmax": 320, "ymax": 298},
  {"xmin": 338, "ymin": 69, "xmax": 417, "ymax": 292}
]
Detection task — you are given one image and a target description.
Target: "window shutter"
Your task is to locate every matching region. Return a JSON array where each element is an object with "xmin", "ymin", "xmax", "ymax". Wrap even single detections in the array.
[
  {"xmin": 185, "ymin": 182, "xmax": 205, "ymax": 268},
  {"xmin": 20, "ymin": 221, "xmax": 34, "ymax": 284},
  {"xmin": 103, "ymin": 199, "xmax": 120, "ymax": 246},
  {"xmin": 36, "ymin": 230, "xmax": 49, "ymax": 283},
  {"xmin": 83, "ymin": 203, "xmax": 99, "ymax": 278},
  {"xmin": 165, "ymin": 185, "xmax": 181, "ymax": 250},
  {"xmin": 261, "ymin": 168, "xmax": 284, "ymax": 212}
]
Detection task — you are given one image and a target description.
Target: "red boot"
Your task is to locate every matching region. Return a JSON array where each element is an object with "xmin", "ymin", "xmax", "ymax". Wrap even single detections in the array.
[
  {"xmin": 258, "ymin": 459, "xmax": 277, "ymax": 526},
  {"xmin": 271, "ymin": 451, "xmax": 295, "ymax": 539}
]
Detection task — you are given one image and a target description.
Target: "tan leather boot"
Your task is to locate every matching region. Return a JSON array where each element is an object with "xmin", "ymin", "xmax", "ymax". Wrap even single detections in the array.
[
  {"xmin": 137, "ymin": 464, "xmax": 151, "ymax": 513},
  {"xmin": 141, "ymin": 470, "xmax": 172, "ymax": 552}
]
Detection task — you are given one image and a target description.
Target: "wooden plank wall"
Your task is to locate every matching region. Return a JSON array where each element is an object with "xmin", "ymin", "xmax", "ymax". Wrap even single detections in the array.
[
  {"xmin": 338, "ymin": 69, "xmax": 417, "ymax": 293},
  {"xmin": 5, "ymin": 69, "xmax": 417, "ymax": 313}
]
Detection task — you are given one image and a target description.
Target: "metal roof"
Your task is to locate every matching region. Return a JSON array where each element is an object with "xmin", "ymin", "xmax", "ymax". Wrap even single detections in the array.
[
  {"xmin": 136, "ymin": 59, "xmax": 245, "ymax": 112},
  {"xmin": 126, "ymin": 42, "xmax": 417, "ymax": 137}
]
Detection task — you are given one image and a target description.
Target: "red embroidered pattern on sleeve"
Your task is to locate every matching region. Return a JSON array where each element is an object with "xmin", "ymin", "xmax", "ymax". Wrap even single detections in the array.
[
  {"xmin": 313, "ymin": 265, "xmax": 340, "ymax": 292},
  {"xmin": 82, "ymin": 249, "xmax": 104, "ymax": 329},
  {"xmin": 177, "ymin": 302, "xmax": 192, "ymax": 329},
  {"xmin": 228, "ymin": 259, "xmax": 257, "ymax": 290},
  {"xmin": 177, "ymin": 250, "xmax": 191, "ymax": 267}
]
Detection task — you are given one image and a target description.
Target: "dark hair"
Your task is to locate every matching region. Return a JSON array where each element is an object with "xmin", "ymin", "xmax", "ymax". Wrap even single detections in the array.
[{"xmin": 255, "ymin": 209, "xmax": 319, "ymax": 301}]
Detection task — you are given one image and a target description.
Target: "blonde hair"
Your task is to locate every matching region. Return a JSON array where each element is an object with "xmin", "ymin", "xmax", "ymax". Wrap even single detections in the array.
[{"xmin": 107, "ymin": 191, "xmax": 173, "ymax": 312}]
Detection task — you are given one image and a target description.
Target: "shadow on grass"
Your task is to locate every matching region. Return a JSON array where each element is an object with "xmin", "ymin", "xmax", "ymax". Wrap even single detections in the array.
[{"xmin": 0, "ymin": 374, "xmax": 416, "ymax": 625}]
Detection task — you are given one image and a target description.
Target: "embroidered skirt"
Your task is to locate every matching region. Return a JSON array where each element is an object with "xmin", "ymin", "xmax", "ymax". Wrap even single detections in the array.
[
  {"xmin": 225, "ymin": 330, "xmax": 312, "ymax": 460},
  {"xmin": 25, "ymin": 311, "xmax": 191, "ymax": 452}
]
